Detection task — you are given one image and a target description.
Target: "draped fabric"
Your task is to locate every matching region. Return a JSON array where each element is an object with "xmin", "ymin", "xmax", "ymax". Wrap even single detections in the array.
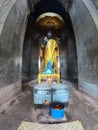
[{"xmin": 44, "ymin": 39, "xmax": 58, "ymax": 71}]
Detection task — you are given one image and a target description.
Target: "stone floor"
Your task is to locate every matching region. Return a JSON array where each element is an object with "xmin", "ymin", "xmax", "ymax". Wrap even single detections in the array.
[{"xmin": 0, "ymin": 82, "xmax": 98, "ymax": 130}]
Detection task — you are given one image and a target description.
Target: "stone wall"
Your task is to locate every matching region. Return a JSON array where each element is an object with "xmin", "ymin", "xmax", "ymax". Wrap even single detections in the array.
[
  {"xmin": 0, "ymin": 0, "xmax": 98, "ymax": 111},
  {"xmin": 0, "ymin": 0, "xmax": 30, "ymax": 110},
  {"xmin": 92, "ymin": 0, "xmax": 98, "ymax": 9},
  {"xmin": 69, "ymin": 0, "xmax": 98, "ymax": 100}
]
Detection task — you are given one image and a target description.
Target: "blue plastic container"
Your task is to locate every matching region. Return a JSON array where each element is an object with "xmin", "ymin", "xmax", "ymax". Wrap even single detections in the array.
[{"xmin": 50, "ymin": 102, "xmax": 64, "ymax": 119}]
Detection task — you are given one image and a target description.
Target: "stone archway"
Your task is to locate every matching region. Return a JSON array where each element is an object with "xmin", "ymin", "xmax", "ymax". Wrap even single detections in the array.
[
  {"xmin": 32, "ymin": 0, "xmax": 98, "ymax": 100},
  {"xmin": 0, "ymin": 0, "xmax": 30, "ymax": 110},
  {"xmin": 0, "ymin": 0, "xmax": 98, "ymax": 111},
  {"xmin": 69, "ymin": 0, "xmax": 98, "ymax": 100}
]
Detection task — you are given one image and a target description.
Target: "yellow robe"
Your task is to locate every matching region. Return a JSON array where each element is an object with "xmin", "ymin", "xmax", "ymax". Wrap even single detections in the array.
[{"xmin": 44, "ymin": 39, "xmax": 58, "ymax": 72}]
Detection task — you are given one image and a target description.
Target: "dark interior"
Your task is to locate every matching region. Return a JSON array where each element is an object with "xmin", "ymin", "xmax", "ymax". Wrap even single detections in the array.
[{"xmin": 22, "ymin": 0, "xmax": 78, "ymax": 85}]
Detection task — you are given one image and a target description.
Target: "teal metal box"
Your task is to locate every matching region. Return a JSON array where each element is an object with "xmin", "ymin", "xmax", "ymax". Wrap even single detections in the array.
[
  {"xmin": 33, "ymin": 83, "xmax": 69, "ymax": 105},
  {"xmin": 34, "ymin": 84, "xmax": 51, "ymax": 104}
]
